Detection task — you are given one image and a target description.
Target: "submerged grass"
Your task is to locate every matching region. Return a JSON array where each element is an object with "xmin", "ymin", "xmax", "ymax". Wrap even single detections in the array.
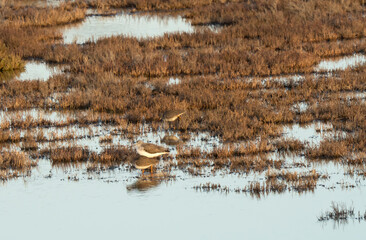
[
  {"xmin": 318, "ymin": 202, "xmax": 366, "ymax": 224},
  {"xmin": 41, "ymin": 145, "xmax": 137, "ymax": 168}
]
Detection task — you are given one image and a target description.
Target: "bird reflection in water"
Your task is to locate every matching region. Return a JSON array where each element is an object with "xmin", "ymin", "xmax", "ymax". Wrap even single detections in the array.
[
  {"xmin": 126, "ymin": 172, "xmax": 173, "ymax": 192},
  {"xmin": 161, "ymin": 134, "xmax": 180, "ymax": 146},
  {"xmin": 126, "ymin": 176, "xmax": 162, "ymax": 192}
]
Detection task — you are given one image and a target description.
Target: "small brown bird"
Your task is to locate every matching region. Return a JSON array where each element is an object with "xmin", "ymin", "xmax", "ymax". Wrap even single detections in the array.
[
  {"xmin": 162, "ymin": 110, "xmax": 186, "ymax": 122},
  {"xmin": 134, "ymin": 156, "xmax": 159, "ymax": 175},
  {"xmin": 136, "ymin": 141, "xmax": 169, "ymax": 158}
]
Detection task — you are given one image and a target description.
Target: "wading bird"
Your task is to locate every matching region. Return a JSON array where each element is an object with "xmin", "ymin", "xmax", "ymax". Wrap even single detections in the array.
[
  {"xmin": 136, "ymin": 141, "xmax": 169, "ymax": 158},
  {"xmin": 134, "ymin": 156, "xmax": 159, "ymax": 175},
  {"xmin": 162, "ymin": 110, "xmax": 186, "ymax": 122}
]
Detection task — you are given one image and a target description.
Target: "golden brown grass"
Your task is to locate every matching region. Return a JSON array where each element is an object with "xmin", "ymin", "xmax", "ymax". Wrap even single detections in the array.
[
  {"xmin": 266, "ymin": 169, "xmax": 327, "ymax": 183},
  {"xmin": 1, "ymin": 2, "xmax": 86, "ymax": 27},
  {"xmin": 48, "ymin": 147, "xmax": 90, "ymax": 165},
  {"xmin": 274, "ymin": 139, "xmax": 305, "ymax": 152},
  {"xmin": 239, "ymin": 169, "xmax": 325, "ymax": 197},
  {"xmin": 242, "ymin": 179, "xmax": 287, "ymax": 198},
  {"xmin": 306, "ymin": 139, "xmax": 348, "ymax": 160},
  {"xmin": 0, "ymin": 0, "xmax": 365, "ymax": 182},
  {"xmin": 99, "ymin": 135, "xmax": 113, "ymax": 143},
  {"xmin": 1, "ymin": 0, "xmax": 363, "ymax": 77},
  {"xmin": 0, "ymin": 42, "xmax": 24, "ymax": 72},
  {"xmin": 89, "ymin": 146, "xmax": 138, "ymax": 166},
  {"xmin": 39, "ymin": 0, "xmax": 363, "ymax": 79},
  {"xmin": 0, "ymin": 131, "xmax": 21, "ymax": 143},
  {"xmin": 73, "ymin": 0, "xmax": 227, "ymax": 11},
  {"xmin": 0, "ymin": 150, "xmax": 37, "ymax": 181},
  {"xmin": 41, "ymin": 145, "xmax": 137, "ymax": 168}
]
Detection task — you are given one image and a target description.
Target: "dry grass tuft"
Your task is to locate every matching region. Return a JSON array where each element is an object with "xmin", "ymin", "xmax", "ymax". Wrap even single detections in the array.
[
  {"xmin": 0, "ymin": 150, "xmax": 37, "ymax": 181},
  {"xmin": 306, "ymin": 139, "xmax": 348, "ymax": 160},
  {"xmin": 1, "ymin": 2, "xmax": 86, "ymax": 27},
  {"xmin": 49, "ymin": 147, "xmax": 90, "ymax": 165},
  {"xmin": 0, "ymin": 42, "xmax": 24, "ymax": 72}
]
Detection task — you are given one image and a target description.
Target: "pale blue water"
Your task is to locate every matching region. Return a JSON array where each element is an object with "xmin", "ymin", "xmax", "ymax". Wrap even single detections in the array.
[
  {"xmin": 315, "ymin": 53, "xmax": 366, "ymax": 72},
  {"xmin": 62, "ymin": 13, "xmax": 194, "ymax": 44},
  {"xmin": 15, "ymin": 61, "xmax": 63, "ymax": 81},
  {"xmin": 0, "ymin": 160, "xmax": 365, "ymax": 240}
]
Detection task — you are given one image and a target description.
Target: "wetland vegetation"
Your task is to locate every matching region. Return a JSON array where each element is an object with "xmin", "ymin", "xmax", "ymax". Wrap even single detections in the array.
[{"xmin": 0, "ymin": 0, "xmax": 365, "ymax": 238}]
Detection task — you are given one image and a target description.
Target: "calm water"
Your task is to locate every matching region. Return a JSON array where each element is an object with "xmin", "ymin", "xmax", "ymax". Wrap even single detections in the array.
[
  {"xmin": 62, "ymin": 13, "xmax": 194, "ymax": 44},
  {"xmin": 0, "ymin": 61, "xmax": 62, "ymax": 82},
  {"xmin": 315, "ymin": 53, "xmax": 366, "ymax": 72},
  {"xmin": 15, "ymin": 61, "xmax": 63, "ymax": 81},
  {"xmin": 0, "ymin": 158, "xmax": 365, "ymax": 240}
]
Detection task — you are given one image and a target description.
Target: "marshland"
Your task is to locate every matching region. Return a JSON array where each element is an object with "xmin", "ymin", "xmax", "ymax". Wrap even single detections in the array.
[{"xmin": 0, "ymin": 0, "xmax": 365, "ymax": 239}]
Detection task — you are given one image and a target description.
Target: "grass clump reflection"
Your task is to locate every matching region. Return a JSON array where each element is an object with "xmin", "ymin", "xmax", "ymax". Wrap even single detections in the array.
[{"xmin": 318, "ymin": 202, "xmax": 366, "ymax": 226}]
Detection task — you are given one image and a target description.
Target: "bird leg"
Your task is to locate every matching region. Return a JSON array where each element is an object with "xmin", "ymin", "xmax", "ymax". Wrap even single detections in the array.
[
  {"xmin": 141, "ymin": 169, "xmax": 144, "ymax": 175},
  {"xmin": 150, "ymin": 165, "xmax": 154, "ymax": 176}
]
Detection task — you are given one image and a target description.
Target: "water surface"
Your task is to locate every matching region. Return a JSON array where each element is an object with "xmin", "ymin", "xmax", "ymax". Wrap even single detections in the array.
[
  {"xmin": 62, "ymin": 13, "xmax": 194, "ymax": 44},
  {"xmin": 15, "ymin": 61, "xmax": 63, "ymax": 81},
  {"xmin": 0, "ymin": 158, "xmax": 365, "ymax": 240},
  {"xmin": 315, "ymin": 53, "xmax": 366, "ymax": 72}
]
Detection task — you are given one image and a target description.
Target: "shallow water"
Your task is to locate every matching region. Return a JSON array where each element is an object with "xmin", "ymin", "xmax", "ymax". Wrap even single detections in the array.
[
  {"xmin": 34, "ymin": 0, "xmax": 64, "ymax": 7},
  {"xmin": 339, "ymin": 92, "xmax": 366, "ymax": 103},
  {"xmin": 62, "ymin": 13, "xmax": 194, "ymax": 44},
  {"xmin": 259, "ymin": 53, "xmax": 366, "ymax": 85},
  {"xmin": 0, "ymin": 158, "xmax": 365, "ymax": 240},
  {"xmin": 36, "ymin": 124, "xmax": 220, "ymax": 155},
  {"xmin": 291, "ymin": 102, "xmax": 309, "ymax": 113},
  {"xmin": 0, "ymin": 108, "xmax": 73, "ymax": 124},
  {"xmin": 315, "ymin": 53, "xmax": 366, "ymax": 72},
  {"xmin": 282, "ymin": 122, "xmax": 335, "ymax": 145},
  {"xmin": 167, "ymin": 77, "xmax": 181, "ymax": 85},
  {"xmin": 15, "ymin": 61, "xmax": 63, "ymax": 81}
]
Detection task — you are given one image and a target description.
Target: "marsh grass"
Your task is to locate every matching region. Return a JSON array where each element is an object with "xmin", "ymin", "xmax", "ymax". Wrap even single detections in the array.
[
  {"xmin": 99, "ymin": 134, "xmax": 113, "ymax": 143},
  {"xmin": 0, "ymin": 42, "xmax": 24, "ymax": 72},
  {"xmin": 306, "ymin": 139, "xmax": 347, "ymax": 160},
  {"xmin": 41, "ymin": 145, "xmax": 137, "ymax": 168},
  {"xmin": 236, "ymin": 169, "xmax": 324, "ymax": 197},
  {"xmin": 0, "ymin": 150, "xmax": 37, "ymax": 181},
  {"xmin": 90, "ymin": 146, "xmax": 138, "ymax": 166},
  {"xmin": 193, "ymin": 182, "xmax": 230, "ymax": 193},
  {"xmin": 0, "ymin": 0, "xmax": 365, "ymax": 184},
  {"xmin": 48, "ymin": 146, "xmax": 90, "ymax": 165},
  {"xmin": 1, "ymin": 2, "xmax": 86, "ymax": 27},
  {"xmin": 194, "ymin": 168, "xmax": 325, "ymax": 197},
  {"xmin": 274, "ymin": 139, "xmax": 305, "ymax": 152},
  {"xmin": 0, "ymin": 131, "xmax": 21, "ymax": 143}
]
